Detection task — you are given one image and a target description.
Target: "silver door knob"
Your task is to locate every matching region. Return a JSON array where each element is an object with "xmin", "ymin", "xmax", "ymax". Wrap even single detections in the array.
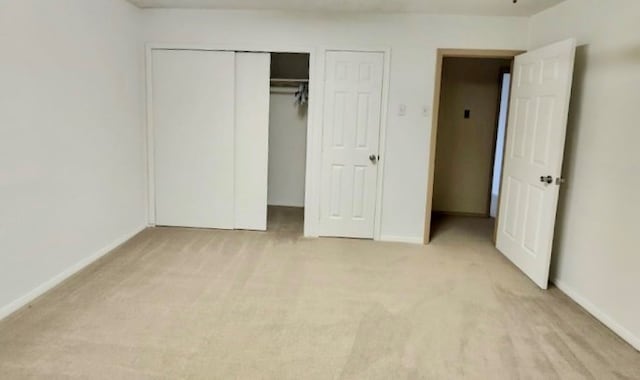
[
  {"xmin": 540, "ymin": 175, "xmax": 553, "ymax": 184},
  {"xmin": 369, "ymin": 154, "xmax": 378, "ymax": 164}
]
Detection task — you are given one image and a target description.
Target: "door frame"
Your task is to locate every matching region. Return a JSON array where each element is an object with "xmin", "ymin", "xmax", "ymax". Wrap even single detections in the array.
[
  {"xmin": 488, "ymin": 68, "xmax": 513, "ymax": 241},
  {"xmin": 145, "ymin": 43, "xmax": 390, "ymax": 240},
  {"xmin": 423, "ymin": 48, "xmax": 524, "ymax": 244},
  {"xmin": 315, "ymin": 47, "xmax": 392, "ymax": 240}
]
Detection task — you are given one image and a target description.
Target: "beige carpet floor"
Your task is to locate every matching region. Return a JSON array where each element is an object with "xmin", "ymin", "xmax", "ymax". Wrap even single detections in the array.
[{"xmin": 0, "ymin": 208, "xmax": 639, "ymax": 379}]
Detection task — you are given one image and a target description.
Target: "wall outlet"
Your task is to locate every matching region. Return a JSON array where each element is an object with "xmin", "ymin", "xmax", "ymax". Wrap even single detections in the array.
[{"xmin": 398, "ymin": 104, "xmax": 407, "ymax": 116}]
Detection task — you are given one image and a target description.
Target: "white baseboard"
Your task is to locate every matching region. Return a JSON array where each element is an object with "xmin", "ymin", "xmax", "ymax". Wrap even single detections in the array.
[
  {"xmin": 379, "ymin": 235, "xmax": 423, "ymax": 244},
  {"xmin": 0, "ymin": 225, "xmax": 147, "ymax": 321},
  {"xmin": 553, "ymin": 278, "xmax": 640, "ymax": 351}
]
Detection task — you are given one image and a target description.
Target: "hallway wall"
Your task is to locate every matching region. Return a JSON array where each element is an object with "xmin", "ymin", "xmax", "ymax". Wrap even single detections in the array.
[{"xmin": 433, "ymin": 57, "xmax": 511, "ymax": 215}]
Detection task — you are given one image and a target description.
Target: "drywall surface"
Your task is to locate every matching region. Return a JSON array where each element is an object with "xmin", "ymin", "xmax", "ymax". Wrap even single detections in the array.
[
  {"xmin": 0, "ymin": 0, "xmax": 146, "ymax": 317},
  {"xmin": 529, "ymin": 0, "xmax": 640, "ymax": 349},
  {"xmin": 433, "ymin": 58, "xmax": 510, "ymax": 215},
  {"xmin": 268, "ymin": 92, "xmax": 308, "ymax": 207},
  {"xmin": 142, "ymin": 10, "xmax": 528, "ymax": 241}
]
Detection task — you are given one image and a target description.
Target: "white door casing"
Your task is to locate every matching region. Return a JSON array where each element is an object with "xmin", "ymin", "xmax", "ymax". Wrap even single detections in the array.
[
  {"xmin": 496, "ymin": 39, "xmax": 577, "ymax": 289},
  {"xmin": 319, "ymin": 51, "xmax": 385, "ymax": 238},
  {"xmin": 152, "ymin": 49, "xmax": 236, "ymax": 229}
]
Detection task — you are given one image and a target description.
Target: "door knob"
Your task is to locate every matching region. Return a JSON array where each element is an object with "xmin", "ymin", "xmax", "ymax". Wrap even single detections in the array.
[
  {"xmin": 540, "ymin": 175, "xmax": 553, "ymax": 184},
  {"xmin": 369, "ymin": 154, "xmax": 378, "ymax": 164}
]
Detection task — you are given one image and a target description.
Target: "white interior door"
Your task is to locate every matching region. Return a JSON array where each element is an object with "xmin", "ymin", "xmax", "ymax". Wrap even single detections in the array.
[
  {"xmin": 319, "ymin": 51, "xmax": 384, "ymax": 238},
  {"xmin": 234, "ymin": 52, "xmax": 271, "ymax": 230},
  {"xmin": 152, "ymin": 49, "xmax": 235, "ymax": 229},
  {"xmin": 496, "ymin": 39, "xmax": 577, "ymax": 289}
]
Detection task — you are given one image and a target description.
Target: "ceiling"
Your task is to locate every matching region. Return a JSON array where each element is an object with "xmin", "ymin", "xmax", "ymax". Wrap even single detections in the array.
[{"xmin": 127, "ymin": 0, "xmax": 565, "ymax": 17}]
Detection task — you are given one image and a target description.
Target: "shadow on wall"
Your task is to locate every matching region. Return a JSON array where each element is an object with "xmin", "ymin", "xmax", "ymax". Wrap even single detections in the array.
[{"xmin": 550, "ymin": 44, "xmax": 589, "ymax": 280}]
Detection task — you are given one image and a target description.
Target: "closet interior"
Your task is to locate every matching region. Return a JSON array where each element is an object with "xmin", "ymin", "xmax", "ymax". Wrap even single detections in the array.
[{"xmin": 267, "ymin": 53, "xmax": 310, "ymax": 233}]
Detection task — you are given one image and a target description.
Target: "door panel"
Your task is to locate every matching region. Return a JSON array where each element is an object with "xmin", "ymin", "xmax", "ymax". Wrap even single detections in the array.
[
  {"xmin": 496, "ymin": 39, "xmax": 576, "ymax": 289},
  {"xmin": 152, "ymin": 50, "xmax": 235, "ymax": 229},
  {"xmin": 320, "ymin": 51, "xmax": 384, "ymax": 238},
  {"xmin": 234, "ymin": 52, "xmax": 271, "ymax": 231}
]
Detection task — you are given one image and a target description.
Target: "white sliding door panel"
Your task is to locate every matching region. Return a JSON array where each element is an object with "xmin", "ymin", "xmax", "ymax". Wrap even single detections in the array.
[
  {"xmin": 152, "ymin": 49, "xmax": 235, "ymax": 229},
  {"xmin": 319, "ymin": 51, "xmax": 384, "ymax": 238},
  {"xmin": 496, "ymin": 39, "xmax": 576, "ymax": 289},
  {"xmin": 235, "ymin": 52, "xmax": 271, "ymax": 230}
]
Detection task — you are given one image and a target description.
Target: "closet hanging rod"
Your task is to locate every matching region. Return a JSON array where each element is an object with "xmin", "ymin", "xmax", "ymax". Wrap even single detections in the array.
[{"xmin": 270, "ymin": 78, "xmax": 309, "ymax": 82}]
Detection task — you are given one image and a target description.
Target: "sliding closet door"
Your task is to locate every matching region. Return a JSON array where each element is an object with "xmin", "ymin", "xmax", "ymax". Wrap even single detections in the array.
[
  {"xmin": 152, "ymin": 49, "xmax": 235, "ymax": 229},
  {"xmin": 234, "ymin": 53, "xmax": 271, "ymax": 230}
]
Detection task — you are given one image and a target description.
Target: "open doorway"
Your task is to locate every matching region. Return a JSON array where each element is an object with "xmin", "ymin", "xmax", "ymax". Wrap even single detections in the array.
[
  {"xmin": 424, "ymin": 49, "xmax": 522, "ymax": 244},
  {"xmin": 423, "ymin": 41, "xmax": 576, "ymax": 286},
  {"xmin": 267, "ymin": 53, "xmax": 310, "ymax": 235}
]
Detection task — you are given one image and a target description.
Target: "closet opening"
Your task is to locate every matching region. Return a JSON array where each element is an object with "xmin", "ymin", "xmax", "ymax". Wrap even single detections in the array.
[{"xmin": 267, "ymin": 53, "xmax": 310, "ymax": 235}]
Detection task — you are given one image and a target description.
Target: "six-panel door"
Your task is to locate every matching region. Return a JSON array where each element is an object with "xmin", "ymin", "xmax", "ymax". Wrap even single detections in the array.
[
  {"xmin": 496, "ymin": 39, "xmax": 576, "ymax": 289},
  {"xmin": 319, "ymin": 51, "xmax": 385, "ymax": 238}
]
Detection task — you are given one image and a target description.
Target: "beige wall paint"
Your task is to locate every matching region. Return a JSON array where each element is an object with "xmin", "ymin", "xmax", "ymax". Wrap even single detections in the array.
[
  {"xmin": 433, "ymin": 57, "xmax": 511, "ymax": 215},
  {"xmin": 529, "ymin": 0, "xmax": 640, "ymax": 349}
]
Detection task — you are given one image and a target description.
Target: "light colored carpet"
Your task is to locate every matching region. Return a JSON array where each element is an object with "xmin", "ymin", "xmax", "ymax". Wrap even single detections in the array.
[{"xmin": 0, "ymin": 209, "xmax": 638, "ymax": 379}]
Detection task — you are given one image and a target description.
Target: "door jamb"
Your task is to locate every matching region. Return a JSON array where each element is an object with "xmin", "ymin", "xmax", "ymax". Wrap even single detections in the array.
[
  {"xmin": 423, "ymin": 48, "xmax": 524, "ymax": 245},
  {"xmin": 491, "ymin": 63, "xmax": 516, "ymax": 244},
  {"xmin": 486, "ymin": 68, "xmax": 512, "ymax": 241}
]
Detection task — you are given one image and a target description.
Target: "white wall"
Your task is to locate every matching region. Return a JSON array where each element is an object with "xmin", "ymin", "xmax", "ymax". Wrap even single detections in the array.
[
  {"xmin": 529, "ymin": 0, "xmax": 640, "ymax": 349},
  {"xmin": 142, "ymin": 10, "xmax": 528, "ymax": 241},
  {"xmin": 268, "ymin": 91, "xmax": 308, "ymax": 207},
  {"xmin": 0, "ymin": 0, "xmax": 146, "ymax": 317}
]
